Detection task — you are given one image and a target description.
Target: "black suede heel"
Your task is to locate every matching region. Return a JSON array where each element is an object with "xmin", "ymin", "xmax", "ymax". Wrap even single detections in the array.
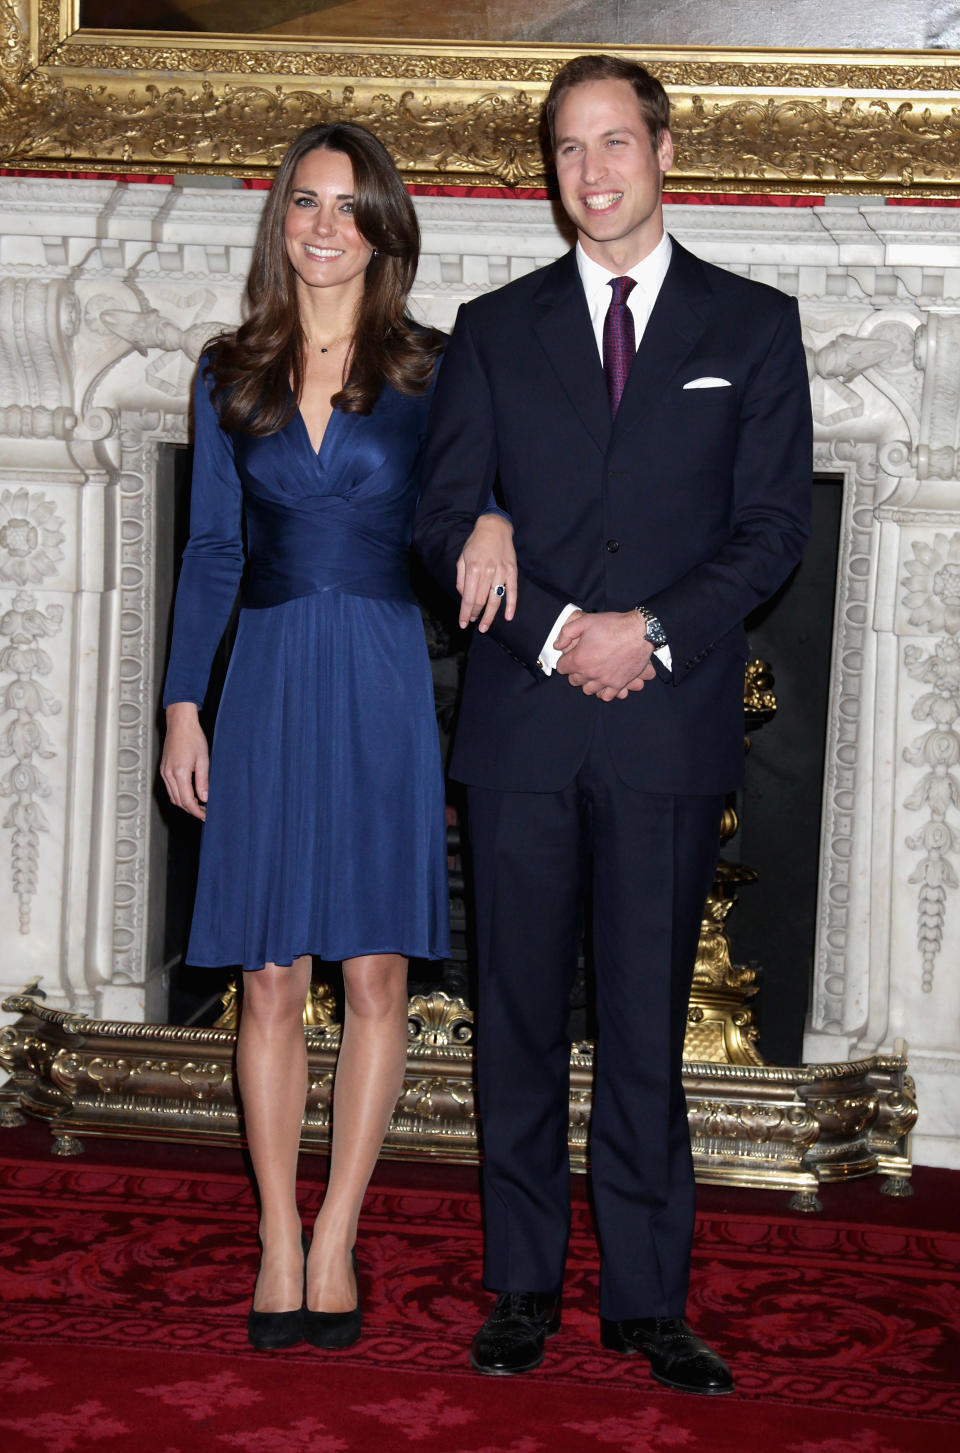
[
  {"xmin": 303, "ymin": 1248, "xmax": 361, "ymax": 1349},
  {"xmin": 247, "ymin": 1229, "xmax": 309, "ymax": 1351}
]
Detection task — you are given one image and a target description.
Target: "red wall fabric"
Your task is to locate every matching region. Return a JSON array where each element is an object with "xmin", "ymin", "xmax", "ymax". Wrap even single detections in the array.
[
  {"xmin": 14, "ymin": 171, "xmax": 960, "ymax": 208},
  {"xmin": 2, "ymin": 170, "xmax": 830, "ymax": 205}
]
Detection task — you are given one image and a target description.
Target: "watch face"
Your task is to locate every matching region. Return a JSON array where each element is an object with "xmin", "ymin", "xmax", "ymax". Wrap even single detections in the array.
[{"xmin": 638, "ymin": 607, "xmax": 667, "ymax": 647}]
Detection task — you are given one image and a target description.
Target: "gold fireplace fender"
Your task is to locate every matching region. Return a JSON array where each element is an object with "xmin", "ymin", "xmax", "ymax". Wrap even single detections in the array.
[
  {"xmin": 4, "ymin": 3, "xmax": 960, "ymax": 192},
  {"xmin": 0, "ymin": 992, "xmax": 917, "ymax": 1212}
]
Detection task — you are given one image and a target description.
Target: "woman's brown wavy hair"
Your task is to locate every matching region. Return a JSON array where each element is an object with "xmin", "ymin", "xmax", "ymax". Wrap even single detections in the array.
[{"xmin": 206, "ymin": 122, "xmax": 443, "ymax": 433}]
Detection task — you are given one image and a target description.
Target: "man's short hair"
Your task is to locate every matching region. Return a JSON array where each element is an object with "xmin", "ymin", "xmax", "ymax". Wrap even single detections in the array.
[{"xmin": 543, "ymin": 54, "xmax": 671, "ymax": 153}]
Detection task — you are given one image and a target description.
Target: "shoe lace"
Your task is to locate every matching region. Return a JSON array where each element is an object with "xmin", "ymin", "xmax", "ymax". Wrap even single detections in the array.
[{"xmin": 497, "ymin": 1292, "xmax": 547, "ymax": 1321}]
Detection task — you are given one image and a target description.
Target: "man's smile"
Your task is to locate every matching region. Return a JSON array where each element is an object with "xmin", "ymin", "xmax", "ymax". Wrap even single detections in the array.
[{"xmin": 583, "ymin": 192, "xmax": 624, "ymax": 211}]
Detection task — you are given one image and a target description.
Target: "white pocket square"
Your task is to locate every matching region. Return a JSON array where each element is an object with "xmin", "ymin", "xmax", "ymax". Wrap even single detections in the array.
[{"xmin": 683, "ymin": 376, "xmax": 731, "ymax": 389}]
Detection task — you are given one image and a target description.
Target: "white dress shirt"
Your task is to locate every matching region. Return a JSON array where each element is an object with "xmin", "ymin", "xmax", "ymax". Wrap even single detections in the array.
[
  {"xmin": 578, "ymin": 231, "xmax": 672, "ymax": 361},
  {"xmin": 539, "ymin": 233, "xmax": 674, "ymax": 675}
]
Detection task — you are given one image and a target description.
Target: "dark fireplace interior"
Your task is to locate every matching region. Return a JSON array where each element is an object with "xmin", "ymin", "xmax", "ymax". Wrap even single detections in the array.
[{"xmin": 734, "ymin": 475, "xmax": 841, "ymax": 1064}]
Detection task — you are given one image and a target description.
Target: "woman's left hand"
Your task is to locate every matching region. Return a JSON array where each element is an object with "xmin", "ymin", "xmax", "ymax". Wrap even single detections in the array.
[{"xmin": 456, "ymin": 514, "xmax": 517, "ymax": 632}]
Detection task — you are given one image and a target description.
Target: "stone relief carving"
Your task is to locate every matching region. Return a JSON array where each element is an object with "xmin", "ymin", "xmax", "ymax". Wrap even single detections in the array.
[
  {"xmin": 806, "ymin": 333, "xmax": 898, "ymax": 427},
  {"xmin": 798, "ymin": 274, "xmax": 960, "ymax": 1045},
  {"xmin": 0, "ymin": 489, "xmax": 66, "ymax": 937},
  {"xmin": 793, "ymin": 297, "xmax": 926, "ymax": 1038},
  {"xmin": 902, "ymin": 533, "xmax": 960, "ymax": 992},
  {"xmin": 903, "ymin": 532, "xmax": 960, "ymax": 634},
  {"xmin": 0, "ymin": 488, "xmax": 64, "ymax": 586},
  {"xmin": 0, "ymin": 276, "xmax": 76, "ymax": 415},
  {"xmin": 808, "ymin": 439, "xmax": 879, "ymax": 1037},
  {"xmin": 74, "ymin": 289, "xmax": 233, "ymax": 419},
  {"xmin": 110, "ymin": 413, "xmax": 186, "ymax": 990},
  {"xmin": 94, "ymin": 297, "xmax": 231, "ymax": 398},
  {"xmin": 0, "ymin": 588, "xmax": 63, "ymax": 934}
]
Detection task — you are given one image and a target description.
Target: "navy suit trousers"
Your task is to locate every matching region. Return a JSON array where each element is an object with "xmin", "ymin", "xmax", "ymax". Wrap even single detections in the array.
[{"xmin": 467, "ymin": 712, "xmax": 722, "ymax": 1319}]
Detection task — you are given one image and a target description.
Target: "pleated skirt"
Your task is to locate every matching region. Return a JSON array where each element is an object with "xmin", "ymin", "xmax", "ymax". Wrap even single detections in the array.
[{"xmin": 186, "ymin": 591, "xmax": 450, "ymax": 972}]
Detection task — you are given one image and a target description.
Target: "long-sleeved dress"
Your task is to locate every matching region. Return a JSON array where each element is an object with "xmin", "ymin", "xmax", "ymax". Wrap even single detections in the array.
[{"xmin": 163, "ymin": 362, "xmax": 450, "ymax": 973}]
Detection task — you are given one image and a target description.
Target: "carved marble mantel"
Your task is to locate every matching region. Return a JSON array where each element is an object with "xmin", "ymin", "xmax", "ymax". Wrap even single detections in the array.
[{"xmin": 0, "ymin": 180, "xmax": 958, "ymax": 1167}]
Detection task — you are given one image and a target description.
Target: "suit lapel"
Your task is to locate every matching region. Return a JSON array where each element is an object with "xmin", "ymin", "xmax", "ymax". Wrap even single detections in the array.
[
  {"xmin": 614, "ymin": 240, "xmax": 712, "ymax": 440},
  {"xmin": 532, "ymin": 250, "xmax": 611, "ymax": 455}
]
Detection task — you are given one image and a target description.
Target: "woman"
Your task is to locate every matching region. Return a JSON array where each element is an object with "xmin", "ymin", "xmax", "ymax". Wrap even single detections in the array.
[{"xmin": 161, "ymin": 122, "xmax": 515, "ymax": 1352}]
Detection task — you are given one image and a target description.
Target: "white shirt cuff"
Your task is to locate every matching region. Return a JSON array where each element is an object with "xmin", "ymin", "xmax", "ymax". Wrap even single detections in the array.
[
  {"xmin": 539, "ymin": 606, "xmax": 673, "ymax": 676},
  {"xmin": 538, "ymin": 603, "xmax": 581, "ymax": 675}
]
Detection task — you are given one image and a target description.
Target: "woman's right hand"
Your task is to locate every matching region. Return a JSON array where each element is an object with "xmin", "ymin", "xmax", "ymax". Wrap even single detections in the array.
[
  {"xmin": 160, "ymin": 702, "xmax": 209, "ymax": 820},
  {"xmin": 456, "ymin": 513, "xmax": 517, "ymax": 632}
]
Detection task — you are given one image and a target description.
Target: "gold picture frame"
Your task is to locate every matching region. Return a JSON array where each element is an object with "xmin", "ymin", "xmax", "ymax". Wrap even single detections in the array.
[{"xmin": 3, "ymin": 2, "xmax": 960, "ymax": 192}]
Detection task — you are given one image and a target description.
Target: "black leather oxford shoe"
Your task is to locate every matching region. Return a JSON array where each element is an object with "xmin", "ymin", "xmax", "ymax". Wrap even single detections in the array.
[
  {"xmin": 601, "ymin": 1316, "xmax": 734, "ymax": 1395},
  {"xmin": 469, "ymin": 1291, "xmax": 561, "ymax": 1375}
]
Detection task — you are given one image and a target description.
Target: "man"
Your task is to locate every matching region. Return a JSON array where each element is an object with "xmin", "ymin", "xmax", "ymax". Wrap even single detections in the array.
[{"xmin": 414, "ymin": 54, "xmax": 812, "ymax": 1394}]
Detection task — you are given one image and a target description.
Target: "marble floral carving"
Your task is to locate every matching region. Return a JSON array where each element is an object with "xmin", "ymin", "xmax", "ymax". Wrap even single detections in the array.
[
  {"xmin": 901, "ymin": 532, "xmax": 960, "ymax": 993},
  {"xmin": 0, "ymin": 589, "xmax": 63, "ymax": 934},
  {"xmin": 903, "ymin": 632, "xmax": 960, "ymax": 993},
  {"xmin": 0, "ymin": 489, "xmax": 64, "ymax": 587},
  {"xmin": 902, "ymin": 533, "xmax": 960, "ymax": 635}
]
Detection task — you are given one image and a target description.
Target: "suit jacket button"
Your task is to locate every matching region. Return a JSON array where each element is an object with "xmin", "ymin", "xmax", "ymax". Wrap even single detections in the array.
[{"xmin": 606, "ymin": 539, "xmax": 620, "ymax": 553}]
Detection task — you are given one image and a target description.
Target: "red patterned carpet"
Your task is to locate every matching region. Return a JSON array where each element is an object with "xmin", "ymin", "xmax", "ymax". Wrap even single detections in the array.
[{"xmin": 0, "ymin": 1122, "xmax": 958, "ymax": 1453}]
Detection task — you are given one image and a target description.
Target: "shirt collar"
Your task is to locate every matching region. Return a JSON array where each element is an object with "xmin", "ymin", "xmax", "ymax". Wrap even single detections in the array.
[{"xmin": 576, "ymin": 231, "xmax": 673, "ymax": 311}]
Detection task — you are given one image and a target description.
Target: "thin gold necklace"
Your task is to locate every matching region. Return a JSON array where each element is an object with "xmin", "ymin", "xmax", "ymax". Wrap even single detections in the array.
[{"xmin": 306, "ymin": 332, "xmax": 352, "ymax": 355}]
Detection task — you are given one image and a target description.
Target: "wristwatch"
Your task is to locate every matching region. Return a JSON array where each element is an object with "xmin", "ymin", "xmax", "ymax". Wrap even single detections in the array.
[{"xmin": 635, "ymin": 604, "xmax": 668, "ymax": 649}]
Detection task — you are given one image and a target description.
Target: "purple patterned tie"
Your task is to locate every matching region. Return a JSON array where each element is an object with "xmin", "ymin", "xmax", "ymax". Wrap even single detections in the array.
[{"xmin": 602, "ymin": 275, "xmax": 637, "ymax": 418}]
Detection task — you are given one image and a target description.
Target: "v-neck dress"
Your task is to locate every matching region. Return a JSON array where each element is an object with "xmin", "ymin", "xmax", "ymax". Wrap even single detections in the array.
[{"xmin": 162, "ymin": 361, "xmax": 450, "ymax": 972}]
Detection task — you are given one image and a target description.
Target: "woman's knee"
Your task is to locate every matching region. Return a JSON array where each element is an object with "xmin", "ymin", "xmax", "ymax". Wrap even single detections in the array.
[
  {"xmin": 242, "ymin": 961, "xmax": 310, "ymax": 1026},
  {"xmin": 342, "ymin": 955, "xmax": 408, "ymax": 1020}
]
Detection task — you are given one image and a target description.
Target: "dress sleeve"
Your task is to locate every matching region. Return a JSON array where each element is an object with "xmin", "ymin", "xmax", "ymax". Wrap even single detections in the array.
[{"xmin": 162, "ymin": 362, "xmax": 245, "ymax": 709}]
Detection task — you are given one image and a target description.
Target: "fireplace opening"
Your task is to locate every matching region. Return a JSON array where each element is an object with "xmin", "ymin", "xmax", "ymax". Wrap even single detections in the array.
[
  {"xmin": 155, "ymin": 447, "xmax": 841, "ymax": 1066},
  {"xmin": 154, "ymin": 441, "xmax": 236, "ymax": 1026},
  {"xmin": 732, "ymin": 474, "xmax": 842, "ymax": 1064}
]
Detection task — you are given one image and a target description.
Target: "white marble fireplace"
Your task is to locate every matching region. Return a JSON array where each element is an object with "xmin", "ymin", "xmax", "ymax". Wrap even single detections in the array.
[{"xmin": 1, "ymin": 179, "xmax": 958, "ymax": 1168}]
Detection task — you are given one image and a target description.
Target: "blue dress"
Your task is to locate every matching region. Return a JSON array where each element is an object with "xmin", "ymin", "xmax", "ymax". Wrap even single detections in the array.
[{"xmin": 163, "ymin": 363, "xmax": 450, "ymax": 973}]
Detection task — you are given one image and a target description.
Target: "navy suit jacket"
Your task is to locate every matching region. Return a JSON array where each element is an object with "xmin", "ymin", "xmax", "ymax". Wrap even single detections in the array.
[{"xmin": 414, "ymin": 239, "xmax": 813, "ymax": 795}]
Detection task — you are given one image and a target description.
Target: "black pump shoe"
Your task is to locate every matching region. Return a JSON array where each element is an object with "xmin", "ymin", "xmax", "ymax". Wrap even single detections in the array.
[
  {"xmin": 247, "ymin": 1230, "xmax": 309, "ymax": 1351},
  {"xmin": 303, "ymin": 1248, "xmax": 362, "ymax": 1350}
]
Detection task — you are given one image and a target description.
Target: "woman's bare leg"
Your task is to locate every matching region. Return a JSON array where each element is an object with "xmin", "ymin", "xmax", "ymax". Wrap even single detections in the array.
[
  {"xmin": 236, "ymin": 956, "xmax": 312, "ymax": 1312},
  {"xmin": 307, "ymin": 952, "xmax": 409, "ymax": 1312}
]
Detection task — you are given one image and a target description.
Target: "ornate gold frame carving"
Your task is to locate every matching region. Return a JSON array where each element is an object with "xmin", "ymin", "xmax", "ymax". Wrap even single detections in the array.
[
  {"xmin": 4, "ymin": 2, "xmax": 960, "ymax": 192},
  {"xmin": 0, "ymin": 992, "xmax": 917, "ymax": 1211}
]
